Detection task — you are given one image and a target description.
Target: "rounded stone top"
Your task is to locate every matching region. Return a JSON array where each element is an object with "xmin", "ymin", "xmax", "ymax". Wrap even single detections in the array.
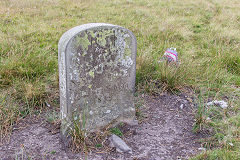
[{"xmin": 58, "ymin": 23, "xmax": 136, "ymax": 55}]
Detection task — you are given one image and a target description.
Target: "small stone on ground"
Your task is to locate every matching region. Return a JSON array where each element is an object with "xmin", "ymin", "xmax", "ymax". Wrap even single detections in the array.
[{"xmin": 109, "ymin": 134, "xmax": 133, "ymax": 154}]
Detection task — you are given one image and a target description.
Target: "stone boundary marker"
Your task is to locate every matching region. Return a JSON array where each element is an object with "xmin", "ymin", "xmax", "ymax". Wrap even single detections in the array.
[{"xmin": 58, "ymin": 23, "xmax": 137, "ymax": 145}]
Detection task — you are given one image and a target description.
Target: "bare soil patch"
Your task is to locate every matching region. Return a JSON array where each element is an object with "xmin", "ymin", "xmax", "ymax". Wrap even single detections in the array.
[{"xmin": 0, "ymin": 93, "xmax": 206, "ymax": 160}]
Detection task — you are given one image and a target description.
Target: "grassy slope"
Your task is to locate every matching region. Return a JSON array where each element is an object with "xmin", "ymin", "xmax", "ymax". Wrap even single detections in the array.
[{"xmin": 0, "ymin": 0, "xmax": 239, "ymax": 159}]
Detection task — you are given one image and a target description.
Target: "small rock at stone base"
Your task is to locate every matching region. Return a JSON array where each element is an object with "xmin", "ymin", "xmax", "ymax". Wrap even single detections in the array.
[{"xmin": 109, "ymin": 134, "xmax": 133, "ymax": 154}]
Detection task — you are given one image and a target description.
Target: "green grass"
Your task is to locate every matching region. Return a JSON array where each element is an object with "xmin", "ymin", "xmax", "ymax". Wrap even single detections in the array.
[
  {"xmin": 0, "ymin": 0, "xmax": 239, "ymax": 158},
  {"xmin": 109, "ymin": 127, "xmax": 123, "ymax": 137},
  {"xmin": 70, "ymin": 113, "xmax": 88, "ymax": 153}
]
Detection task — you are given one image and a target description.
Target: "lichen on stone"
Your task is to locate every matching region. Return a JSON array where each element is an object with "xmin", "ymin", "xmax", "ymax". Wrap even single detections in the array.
[
  {"xmin": 89, "ymin": 70, "xmax": 95, "ymax": 78},
  {"xmin": 75, "ymin": 32, "xmax": 91, "ymax": 51}
]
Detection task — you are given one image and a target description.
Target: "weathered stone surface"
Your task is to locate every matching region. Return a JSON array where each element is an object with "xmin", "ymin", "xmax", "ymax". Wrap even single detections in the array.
[{"xmin": 58, "ymin": 23, "xmax": 137, "ymax": 143}]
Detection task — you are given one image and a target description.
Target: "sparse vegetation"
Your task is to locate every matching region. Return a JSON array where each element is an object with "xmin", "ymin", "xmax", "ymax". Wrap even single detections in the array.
[
  {"xmin": 45, "ymin": 110, "xmax": 60, "ymax": 124},
  {"xmin": 192, "ymin": 92, "xmax": 240, "ymax": 159},
  {"xmin": 70, "ymin": 111, "xmax": 111, "ymax": 154},
  {"xmin": 135, "ymin": 94, "xmax": 146, "ymax": 121},
  {"xmin": 50, "ymin": 150, "xmax": 56, "ymax": 154},
  {"xmin": 70, "ymin": 111, "xmax": 88, "ymax": 153},
  {"xmin": 0, "ymin": 93, "xmax": 21, "ymax": 143},
  {"xmin": 110, "ymin": 127, "xmax": 123, "ymax": 137},
  {"xmin": 0, "ymin": 0, "xmax": 239, "ymax": 159}
]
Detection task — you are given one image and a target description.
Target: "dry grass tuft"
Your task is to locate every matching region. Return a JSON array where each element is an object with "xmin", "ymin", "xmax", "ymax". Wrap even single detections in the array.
[{"xmin": 0, "ymin": 94, "xmax": 21, "ymax": 143}]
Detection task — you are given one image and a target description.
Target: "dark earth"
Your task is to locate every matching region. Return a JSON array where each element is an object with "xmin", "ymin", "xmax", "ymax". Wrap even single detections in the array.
[{"xmin": 0, "ymin": 93, "xmax": 207, "ymax": 160}]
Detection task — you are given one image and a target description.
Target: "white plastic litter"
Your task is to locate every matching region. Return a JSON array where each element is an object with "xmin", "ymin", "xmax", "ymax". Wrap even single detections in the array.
[
  {"xmin": 179, "ymin": 104, "xmax": 184, "ymax": 109},
  {"xmin": 229, "ymin": 143, "xmax": 234, "ymax": 146},
  {"xmin": 206, "ymin": 100, "xmax": 228, "ymax": 109}
]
